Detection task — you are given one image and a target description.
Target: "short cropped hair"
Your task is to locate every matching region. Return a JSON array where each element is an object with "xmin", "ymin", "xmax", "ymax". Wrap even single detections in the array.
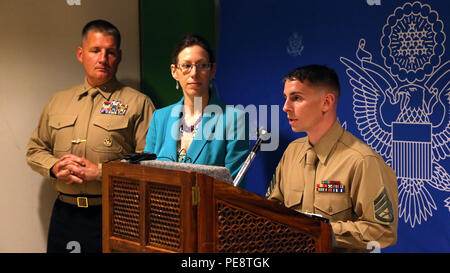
[
  {"xmin": 82, "ymin": 19, "xmax": 121, "ymax": 49},
  {"xmin": 283, "ymin": 65, "xmax": 341, "ymax": 98},
  {"xmin": 171, "ymin": 33, "xmax": 215, "ymax": 65}
]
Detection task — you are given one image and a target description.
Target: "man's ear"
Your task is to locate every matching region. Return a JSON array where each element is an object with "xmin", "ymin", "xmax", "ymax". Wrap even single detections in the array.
[
  {"xmin": 322, "ymin": 92, "xmax": 336, "ymax": 113},
  {"xmin": 117, "ymin": 49, "xmax": 122, "ymax": 64},
  {"xmin": 76, "ymin": 46, "xmax": 83, "ymax": 63}
]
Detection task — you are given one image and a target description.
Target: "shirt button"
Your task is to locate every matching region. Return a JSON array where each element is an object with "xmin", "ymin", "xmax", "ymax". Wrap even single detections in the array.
[{"xmin": 104, "ymin": 137, "xmax": 112, "ymax": 147}]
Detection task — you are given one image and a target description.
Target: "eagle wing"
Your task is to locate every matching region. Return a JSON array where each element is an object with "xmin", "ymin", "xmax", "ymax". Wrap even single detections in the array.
[
  {"xmin": 340, "ymin": 56, "xmax": 394, "ymax": 159},
  {"xmin": 427, "ymin": 60, "xmax": 450, "ymax": 162}
]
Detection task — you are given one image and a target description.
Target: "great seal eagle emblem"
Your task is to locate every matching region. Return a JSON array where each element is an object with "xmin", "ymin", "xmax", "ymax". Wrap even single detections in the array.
[{"xmin": 340, "ymin": 1, "xmax": 449, "ymax": 228}]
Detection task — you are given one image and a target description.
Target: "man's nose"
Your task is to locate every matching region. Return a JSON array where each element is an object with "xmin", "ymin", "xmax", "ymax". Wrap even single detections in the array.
[
  {"xmin": 98, "ymin": 50, "xmax": 107, "ymax": 64},
  {"xmin": 282, "ymin": 99, "xmax": 290, "ymax": 113}
]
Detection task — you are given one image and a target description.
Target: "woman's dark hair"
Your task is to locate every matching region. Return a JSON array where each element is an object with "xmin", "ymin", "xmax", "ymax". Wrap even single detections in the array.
[{"xmin": 171, "ymin": 33, "xmax": 215, "ymax": 64}]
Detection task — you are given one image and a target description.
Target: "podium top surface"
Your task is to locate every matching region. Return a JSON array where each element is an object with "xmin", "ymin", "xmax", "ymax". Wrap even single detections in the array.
[{"xmin": 139, "ymin": 160, "xmax": 233, "ymax": 184}]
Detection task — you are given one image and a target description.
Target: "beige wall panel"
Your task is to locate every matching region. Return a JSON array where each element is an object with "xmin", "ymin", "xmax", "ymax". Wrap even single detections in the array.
[{"xmin": 0, "ymin": 0, "xmax": 140, "ymax": 252}]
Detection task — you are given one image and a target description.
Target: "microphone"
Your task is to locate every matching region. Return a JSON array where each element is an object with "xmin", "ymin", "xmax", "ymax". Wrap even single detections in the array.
[
  {"xmin": 233, "ymin": 127, "xmax": 271, "ymax": 187},
  {"xmin": 121, "ymin": 153, "xmax": 157, "ymax": 164}
]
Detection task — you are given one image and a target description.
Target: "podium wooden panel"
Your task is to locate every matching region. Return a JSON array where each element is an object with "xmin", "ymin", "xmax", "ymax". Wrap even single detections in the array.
[{"xmin": 102, "ymin": 161, "xmax": 332, "ymax": 253}]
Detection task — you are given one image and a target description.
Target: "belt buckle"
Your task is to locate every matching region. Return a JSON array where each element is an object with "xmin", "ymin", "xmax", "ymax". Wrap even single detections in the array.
[{"xmin": 77, "ymin": 197, "xmax": 89, "ymax": 208}]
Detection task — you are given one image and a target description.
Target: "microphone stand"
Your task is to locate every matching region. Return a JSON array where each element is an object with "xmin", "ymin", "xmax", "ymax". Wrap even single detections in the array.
[{"xmin": 233, "ymin": 128, "xmax": 270, "ymax": 187}]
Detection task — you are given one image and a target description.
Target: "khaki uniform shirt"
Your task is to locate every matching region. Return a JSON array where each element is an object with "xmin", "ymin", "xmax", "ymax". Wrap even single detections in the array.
[
  {"xmin": 26, "ymin": 78, "xmax": 155, "ymax": 195},
  {"xmin": 266, "ymin": 121, "xmax": 398, "ymax": 251}
]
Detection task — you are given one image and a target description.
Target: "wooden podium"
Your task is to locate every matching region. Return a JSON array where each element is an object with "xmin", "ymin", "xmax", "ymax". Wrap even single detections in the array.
[{"xmin": 102, "ymin": 161, "xmax": 332, "ymax": 253}]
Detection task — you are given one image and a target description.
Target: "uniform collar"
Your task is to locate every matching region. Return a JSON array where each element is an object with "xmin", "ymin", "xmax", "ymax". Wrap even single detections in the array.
[
  {"xmin": 77, "ymin": 78, "xmax": 121, "ymax": 100},
  {"xmin": 311, "ymin": 119, "xmax": 344, "ymax": 164}
]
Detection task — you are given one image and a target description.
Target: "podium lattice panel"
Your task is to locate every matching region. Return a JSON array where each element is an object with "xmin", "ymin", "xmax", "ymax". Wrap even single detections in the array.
[
  {"xmin": 111, "ymin": 179, "xmax": 140, "ymax": 241},
  {"xmin": 147, "ymin": 183, "xmax": 182, "ymax": 250},
  {"xmin": 217, "ymin": 202, "xmax": 316, "ymax": 253}
]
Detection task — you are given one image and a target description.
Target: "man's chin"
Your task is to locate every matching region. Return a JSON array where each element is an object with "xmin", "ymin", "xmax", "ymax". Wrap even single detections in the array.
[
  {"xmin": 290, "ymin": 126, "xmax": 303, "ymax": 133},
  {"xmin": 88, "ymin": 75, "xmax": 113, "ymax": 86}
]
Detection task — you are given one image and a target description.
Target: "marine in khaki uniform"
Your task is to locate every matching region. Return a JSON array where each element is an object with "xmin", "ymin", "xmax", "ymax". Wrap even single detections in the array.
[
  {"xmin": 26, "ymin": 20, "xmax": 155, "ymax": 253},
  {"xmin": 27, "ymin": 79, "xmax": 154, "ymax": 194},
  {"xmin": 266, "ymin": 65, "xmax": 398, "ymax": 252}
]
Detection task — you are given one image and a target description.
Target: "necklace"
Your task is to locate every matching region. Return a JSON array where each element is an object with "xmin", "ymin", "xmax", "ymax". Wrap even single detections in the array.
[{"xmin": 179, "ymin": 112, "xmax": 202, "ymax": 133}]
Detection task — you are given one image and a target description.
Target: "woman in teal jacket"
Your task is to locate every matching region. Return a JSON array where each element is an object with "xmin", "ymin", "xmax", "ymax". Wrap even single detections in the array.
[{"xmin": 144, "ymin": 34, "xmax": 249, "ymax": 182}]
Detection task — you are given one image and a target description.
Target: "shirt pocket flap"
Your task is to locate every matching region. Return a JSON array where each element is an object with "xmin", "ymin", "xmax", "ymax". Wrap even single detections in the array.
[
  {"xmin": 314, "ymin": 194, "xmax": 352, "ymax": 216},
  {"xmin": 93, "ymin": 115, "xmax": 129, "ymax": 131},
  {"xmin": 49, "ymin": 115, "xmax": 77, "ymax": 129},
  {"xmin": 285, "ymin": 190, "xmax": 303, "ymax": 208}
]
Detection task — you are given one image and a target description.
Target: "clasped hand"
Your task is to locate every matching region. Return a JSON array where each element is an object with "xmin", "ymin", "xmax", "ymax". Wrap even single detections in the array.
[{"xmin": 51, "ymin": 154, "xmax": 98, "ymax": 184}]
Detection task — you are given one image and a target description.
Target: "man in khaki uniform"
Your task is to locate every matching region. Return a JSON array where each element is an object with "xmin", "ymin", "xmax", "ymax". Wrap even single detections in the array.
[
  {"xmin": 26, "ymin": 20, "xmax": 155, "ymax": 252},
  {"xmin": 266, "ymin": 65, "xmax": 398, "ymax": 252}
]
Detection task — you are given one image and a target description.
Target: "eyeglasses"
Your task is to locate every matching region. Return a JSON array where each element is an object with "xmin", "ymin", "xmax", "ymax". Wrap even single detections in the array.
[{"xmin": 176, "ymin": 63, "xmax": 212, "ymax": 73}]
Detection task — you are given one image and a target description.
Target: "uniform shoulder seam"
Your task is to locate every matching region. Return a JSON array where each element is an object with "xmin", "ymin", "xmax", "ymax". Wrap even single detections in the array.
[{"xmin": 338, "ymin": 131, "xmax": 380, "ymax": 159}]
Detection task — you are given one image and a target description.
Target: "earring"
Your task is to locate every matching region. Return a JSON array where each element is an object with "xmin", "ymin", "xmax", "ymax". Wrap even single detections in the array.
[{"xmin": 176, "ymin": 81, "xmax": 179, "ymax": 90}]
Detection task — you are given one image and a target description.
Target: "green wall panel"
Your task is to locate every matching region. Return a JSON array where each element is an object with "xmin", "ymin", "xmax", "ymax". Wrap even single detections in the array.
[{"xmin": 139, "ymin": 0, "xmax": 217, "ymax": 108}]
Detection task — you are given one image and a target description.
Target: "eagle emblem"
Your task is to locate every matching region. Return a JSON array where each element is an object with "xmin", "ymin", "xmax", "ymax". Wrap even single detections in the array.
[{"xmin": 340, "ymin": 1, "xmax": 449, "ymax": 228}]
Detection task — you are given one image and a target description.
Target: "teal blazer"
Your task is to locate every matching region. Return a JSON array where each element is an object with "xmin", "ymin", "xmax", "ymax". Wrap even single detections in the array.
[{"xmin": 144, "ymin": 92, "xmax": 249, "ymax": 182}]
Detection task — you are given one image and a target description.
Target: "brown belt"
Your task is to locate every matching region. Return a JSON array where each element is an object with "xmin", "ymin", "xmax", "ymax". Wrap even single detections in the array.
[{"xmin": 57, "ymin": 193, "xmax": 102, "ymax": 208}]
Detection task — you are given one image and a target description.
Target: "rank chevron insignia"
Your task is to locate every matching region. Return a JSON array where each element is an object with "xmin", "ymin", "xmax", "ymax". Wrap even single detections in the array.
[{"xmin": 374, "ymin": 188, "xmax": 394, "ymax": 224}]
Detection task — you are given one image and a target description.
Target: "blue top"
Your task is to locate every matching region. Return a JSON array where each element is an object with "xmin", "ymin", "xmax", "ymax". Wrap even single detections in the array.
[{"xmin": 144, "ymin": 92, "xmax": 250, "ymax": 183}]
